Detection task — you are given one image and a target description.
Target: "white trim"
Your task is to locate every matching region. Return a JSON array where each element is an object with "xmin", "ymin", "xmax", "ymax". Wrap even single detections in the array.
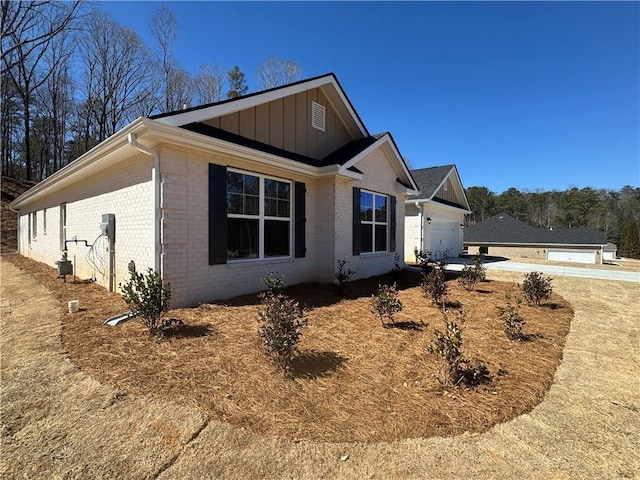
[
  {"xmin": 153, "ymin": 75, "xmax": 368, "ymax": 138},
  {"xmin": 339, "ymin": 133, "xmax": 419, "ymax": 194},
  {"xmin": 226, "ymin": 168, "xmax": 293, "ymax": 261},
  {"xmin": 360, "ymin": 190, "xmax": 389, "ymax": 254},
  {"xmin": 311, "ymin": 101, "xmax": 326, "ymax": 131},
  {"xmin": 408, "ymin": 198, "xmax": 471, "ymax": 215}
]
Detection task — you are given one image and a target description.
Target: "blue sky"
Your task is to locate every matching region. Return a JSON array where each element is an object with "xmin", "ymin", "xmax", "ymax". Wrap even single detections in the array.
[{"xmin": 99, "ymin": 1, "xmax": 639, "ymax": 194}]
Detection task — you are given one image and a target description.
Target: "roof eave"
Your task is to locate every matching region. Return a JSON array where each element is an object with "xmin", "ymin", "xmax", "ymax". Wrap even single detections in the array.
[{"xmin": 10, "ymin": 118, "xmax": 149, "ymax": 210}]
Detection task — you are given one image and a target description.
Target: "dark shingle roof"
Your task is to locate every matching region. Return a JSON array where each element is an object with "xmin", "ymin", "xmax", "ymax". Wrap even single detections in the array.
[
  {"xmin": 408, "ymin": 165, "xmax": 455, "ymax": 201},
  {"xmin": 464, "ymin": 213, "xmax": 607, "ymax": 245},
  {"xmin": 181, "ymin": 122, "xmax": 378, "ymax": 169}
]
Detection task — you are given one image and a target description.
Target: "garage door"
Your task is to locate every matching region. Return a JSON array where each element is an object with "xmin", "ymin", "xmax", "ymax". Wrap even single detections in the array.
[
  {"xmin": 430, "ymin": 222, "xmax": 458, "ymax": 259},
  {"xmin": 547, "ymin": 250, "xmax": 596, "ymax": 264}
]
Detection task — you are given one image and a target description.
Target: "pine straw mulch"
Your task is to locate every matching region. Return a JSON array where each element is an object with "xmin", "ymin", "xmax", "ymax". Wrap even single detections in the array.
[{"xmin": 4, "ymin": 254, "xmax": 573, "ymax": 443}]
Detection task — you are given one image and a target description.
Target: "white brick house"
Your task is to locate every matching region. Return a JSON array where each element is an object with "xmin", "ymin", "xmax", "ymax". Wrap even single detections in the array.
[{"xmin": 11, "ymin": 74, "xmax": 419, "ymax": 307}]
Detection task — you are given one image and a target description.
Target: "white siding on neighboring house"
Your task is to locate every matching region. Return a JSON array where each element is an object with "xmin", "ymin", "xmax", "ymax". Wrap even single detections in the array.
[{"xmin": 547, "ymin": 249, "xmax": 597, "ymax": 264}]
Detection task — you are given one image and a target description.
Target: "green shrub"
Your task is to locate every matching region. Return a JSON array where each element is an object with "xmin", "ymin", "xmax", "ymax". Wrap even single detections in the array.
[
  {"xmin": 370, "ymin": 283, "xmax": 403, "ymax": 326},
  {"xmin": 428, "ymin": 310, "xmax": 491, "ymax": 388},
  {"xmin": 257, "ymin": 275, "xmax": 306, "ymax": 375},
  {"xmin": 421, "ymin": 268, "xmax": 448, "ymax": 308},
  {"xmin": 457, "ymin": 264, "xmax": 479, "ymax": 291},
  {"xmin": 335, "ymin": 257, "xmax": 355, "ymax": 294},
  {"xmin": 428, "ymin": 310, "xmax": 465, "ymax": 387},
  {"xmin": 498, "ymin": 294, "xmax": 526, "ymax": 340},
  {"xmin": 261, "ymin": 272, "xmax": 285, "ymax": 296},
  {"xmin": 120, "ymin": 268, "xmax": 173, "ymax": 338},
  {"xmin": 521, "ymin": 271, "xmax": 553, "ymax": 306},
  {"xmin": 471, "ymin": 254, "xmax": 487, "ymax": 281},
  {"xmin": 390, "ymin": 252, "xmax": 403, "ymax": 283}
]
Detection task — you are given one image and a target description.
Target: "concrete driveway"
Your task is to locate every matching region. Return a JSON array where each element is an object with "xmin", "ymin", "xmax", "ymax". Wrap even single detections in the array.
[{"xmin": 444, "ymin": 257, "xmax": 640, "ymax": 283}]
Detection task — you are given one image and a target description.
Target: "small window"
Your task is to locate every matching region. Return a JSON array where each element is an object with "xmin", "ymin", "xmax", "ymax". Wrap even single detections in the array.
[
  {"xmin": 43, "ymin": 209, "xmax": 47, "ymax": 235},
  {"xmin": 311, "ymin": 101, "xmax": 325, "ymax": 132},
  {"xmin": 31, "ymin": 212, "xmax": 37, "ymax": 240},
  {"xmin": 60, "ymin": 203, "xmax": 66, "ymax": 250},
  {"xmin": 360, "ymin": 191, "xmax": 388, "ymax": 253}
]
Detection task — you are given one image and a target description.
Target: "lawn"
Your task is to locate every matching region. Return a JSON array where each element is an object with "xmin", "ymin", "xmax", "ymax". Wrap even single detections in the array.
[{"xmin": 5, "ymin": 255, "xmax": 573, "ymax": 443}]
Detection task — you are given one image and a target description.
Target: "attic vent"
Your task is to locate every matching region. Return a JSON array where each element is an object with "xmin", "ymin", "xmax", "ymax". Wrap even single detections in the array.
[{"xmin": 311, "ymin": 101, "xmax": 325, "ymax": 132}]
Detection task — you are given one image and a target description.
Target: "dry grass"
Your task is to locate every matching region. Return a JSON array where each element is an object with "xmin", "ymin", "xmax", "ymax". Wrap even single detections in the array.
[{"xmin": 5, "ymin": 255, "xmax": 572, "ymax": 443}]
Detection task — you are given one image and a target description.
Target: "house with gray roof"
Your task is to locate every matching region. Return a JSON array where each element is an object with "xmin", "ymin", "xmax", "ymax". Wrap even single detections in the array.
[
  {"xmin": 404, "ymin": 165, "xmax": 471, "ymax": 262},
  {"xmin": 464, "ymin": 213, "xmax": 608, "ymax": 264},
  {"xmin": 10, "ymin": 73, "xmax": 418, "ymax": 306}
]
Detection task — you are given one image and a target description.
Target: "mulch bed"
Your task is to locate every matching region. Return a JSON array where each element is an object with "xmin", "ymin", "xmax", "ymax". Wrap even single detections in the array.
[{"xmin": 4, "ymin": 254, "xmax": 573, "ymax": 443}]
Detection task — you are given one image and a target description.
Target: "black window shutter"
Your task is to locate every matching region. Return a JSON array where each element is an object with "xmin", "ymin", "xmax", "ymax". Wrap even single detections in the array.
[
  {"xmin": 294, "ymin": 181, "xmax": 306, "ymax": 258},
  {"xmin": 389, "ymin": 195, "xmax": 397, "ymax": 252},
  {"xmin": 209, "ymin": 163, "xmax": 227, "ymax": 265},
  {"xmin": 352, "ymin": 187, "xmax": 361, "ymax": 256}
]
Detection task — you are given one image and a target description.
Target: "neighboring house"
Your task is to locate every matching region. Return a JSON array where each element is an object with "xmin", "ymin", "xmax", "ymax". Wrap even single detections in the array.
[
  {"xmin": 603, "ymin": 243, "xmax": 618, "ymax": 261},
  {"xmin": 10, "ymin": 74, "xmax": 419, "ymax": 307},
  {"xmin": 404, "ymin": 165, "xmax": 471, "ymax": 262},
  {"xmin": 464, "ymin": 213, "xmax": 608, "ymax": 264}
]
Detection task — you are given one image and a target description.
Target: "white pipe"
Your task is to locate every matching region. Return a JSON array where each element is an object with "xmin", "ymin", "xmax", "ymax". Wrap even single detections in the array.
[
  {"xmin": 415, "ymin": 202, "xmax": 423, "ymax": 254},
  {"xmin": 127, "ymin": 133, "xmax": 161, "ymax": 274}
]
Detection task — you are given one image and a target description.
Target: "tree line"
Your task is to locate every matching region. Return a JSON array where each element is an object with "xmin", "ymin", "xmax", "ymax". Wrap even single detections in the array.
[
  {"xmin": 1, "ymin": 1, "xmax": 301, "ymax": 182},
  {"xmin": 465, "ymin": 186, "xmax": 640, "ymax": 258}
]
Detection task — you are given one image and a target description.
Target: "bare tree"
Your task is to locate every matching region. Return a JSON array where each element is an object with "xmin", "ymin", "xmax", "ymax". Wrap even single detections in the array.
[
  {"xmin": 79, "ymin": 11, "xmax": 156, "ymax": 143},
  {"xmin": 36, "ymin": 30, "xmax": 75, "ymax": 173},
  {"xmin": 1, "ymin": 0, "xmax": 80, "ymax": 73},
  {"xmin": 2, "ymin": 0, "xmax": 80, "ymax": 180},
  {"xmin": 150, "ymin": 4, "xmax": 178, "ymax": 112},
  {"xmin": 193, "ymin": 63, "xmax": 225, "ymax": 104},
  {"xmin": 1, "ymin": 72, "xmax": 22, "ymax": 177},
  {"xmin": 167, "ymin": 68, "xmax": 193, "ymax": 110},
  {"xmin": 256, "ymin": 56, "xmax": 301, "ymax": 90}
]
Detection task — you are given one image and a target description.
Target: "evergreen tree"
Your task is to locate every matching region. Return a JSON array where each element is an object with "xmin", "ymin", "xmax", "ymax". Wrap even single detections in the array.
[
  {"xmin": 226, "ymin": 66, "xmax": 248, "ymax": 99},
  {"xmin": 619, "ymin": 219, "xmax": 640, "ymax": 259}
]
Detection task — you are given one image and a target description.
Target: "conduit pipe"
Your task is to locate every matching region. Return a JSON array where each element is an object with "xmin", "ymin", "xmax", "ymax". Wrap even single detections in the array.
[
  {"xmin": 415, "ymin": 202, "xmax": 424, "ymax": 255},
  {"xmin": 127, "ymin": 133, "xmax": 161, "ymax": 274}
]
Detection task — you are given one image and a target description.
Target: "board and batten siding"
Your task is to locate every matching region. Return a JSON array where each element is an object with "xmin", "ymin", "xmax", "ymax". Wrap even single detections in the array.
[
  {"xmin": 433, "ymin": 177, "xmax": 460, "ymax": 204},
  {"xmin": 201, "ymin": 88, "xmax": 353, "ymax": 160}
]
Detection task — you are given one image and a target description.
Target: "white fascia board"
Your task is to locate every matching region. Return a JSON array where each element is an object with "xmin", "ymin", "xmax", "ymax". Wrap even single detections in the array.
[
  {"xmin": 429, "ymin": 166, "xmax": 455, "ymax": 202},
  {"xmin": 141, "ymin": 120, "xmax": 322, "ymax": 178},
  {"xmin": 451, "ymin": 165, "xmax": 471, "ymax": 211},
  {"xmin": 153, "ymin": 75, "xmax": 368, "ymax": 137},
  {"xmin": 463, "ymin": 241, "xmax": 605, "ymax": 248},
  {"xmin": 339, "ymin": 134, "xmax": 419, "ymax": 192},
  {"xmin": 407, "ymin": 198, "xmax": 471, "ymax": 214},
  {"xmin": 10, "ymin": 118, "xmax": 148, "ymax": 210}
]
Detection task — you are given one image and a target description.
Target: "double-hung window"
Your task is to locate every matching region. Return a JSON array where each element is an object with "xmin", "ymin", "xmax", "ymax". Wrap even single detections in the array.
[
  {"xmin": 226, "ymin": 170, "xmax": 291, "ymax": 260},
  {"xmin": 360, "ymin": 191, "xmax": 388, "ymax": 253}
]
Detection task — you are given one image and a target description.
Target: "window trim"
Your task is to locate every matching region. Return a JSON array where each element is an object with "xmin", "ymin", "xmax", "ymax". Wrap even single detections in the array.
[
  {"xmin": 31, "ymin": 212, "xmax": 37, "ymax": 241},
  {"xmin": 59, "ymin": 203, "xmax": 67, "ymax": 251},
  {"xmin": 360, "ymin": 190, "xmax": 388, "ymax": 254},
  {"xmin": 226, "ymin": 168, "xmax": 293, "ymax": 262}
]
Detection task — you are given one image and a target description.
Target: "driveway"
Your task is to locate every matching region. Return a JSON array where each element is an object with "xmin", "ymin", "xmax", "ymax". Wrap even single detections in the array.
[
  {"xmin": 1, "ymin": 258, "xmax": 638, "ymax": 479},
  {"xmin": 444, "ymin": 257, "xmax": 640, "ymax": 283}
]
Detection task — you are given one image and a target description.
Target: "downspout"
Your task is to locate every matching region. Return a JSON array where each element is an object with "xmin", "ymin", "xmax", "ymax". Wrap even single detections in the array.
[
  {"xmin": 415, "ymin": 202, "xmax": 423, "ymax": 257},
  {"xmin": 127, "ymin": 133, "xmax": 161, "ymax": 274}
]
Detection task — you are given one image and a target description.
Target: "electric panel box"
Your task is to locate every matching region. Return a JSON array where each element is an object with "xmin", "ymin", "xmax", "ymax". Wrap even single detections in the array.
[{"xmin": 101, "ymin": 213, "xmax": 115, "ymax": 240}]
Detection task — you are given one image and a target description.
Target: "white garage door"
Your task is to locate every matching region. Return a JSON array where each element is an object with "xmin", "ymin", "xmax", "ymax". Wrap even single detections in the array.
[
  {"xmin": 430, "ymin": 222, "xmax": 458, "ymax": 259},
  {"xmin": 547, "ymin": 249, "xmax": 596, "ymax": 264}
]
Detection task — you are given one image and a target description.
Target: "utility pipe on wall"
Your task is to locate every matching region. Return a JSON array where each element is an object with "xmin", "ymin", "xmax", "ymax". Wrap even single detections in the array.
[
  {"xmin": 415, "ymin": 202, "xmax": 424, "ymax": 254},
  {"xmin": 127, "ymin": 133, "xmax": 161, "ymax": 274}
]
